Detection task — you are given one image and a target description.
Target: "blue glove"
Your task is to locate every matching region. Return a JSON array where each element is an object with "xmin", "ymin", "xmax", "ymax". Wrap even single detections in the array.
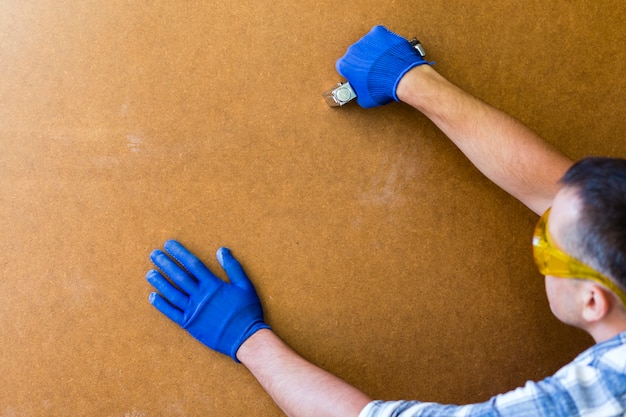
[
  {"xmin": 336, "ymin": 25, "xmax": 431, "ymax": 108},
  {"xmin": 146, "ymin": 240, "xmax": 270, "ymax": 362}
]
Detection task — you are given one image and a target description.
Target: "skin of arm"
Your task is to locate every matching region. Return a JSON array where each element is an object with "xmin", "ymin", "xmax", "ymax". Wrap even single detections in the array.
[
  {"xmin": 397, "ymin": 65, "xmax": 574, "ymax": 215},
  {"xmin": 237, "ymin": 329, "xmax": 372, "ymax": 417}
]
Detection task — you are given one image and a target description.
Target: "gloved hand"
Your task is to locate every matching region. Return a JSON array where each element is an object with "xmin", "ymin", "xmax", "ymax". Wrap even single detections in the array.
[
  {"xmin": 146, "ymin": 240, "xmax": 270, "ymax": 362},
  {"xmin": 336, "ymin": 25, "xmax": 431, "ymax": 108}
]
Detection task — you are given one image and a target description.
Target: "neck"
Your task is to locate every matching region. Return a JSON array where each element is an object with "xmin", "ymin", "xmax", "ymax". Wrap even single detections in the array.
[{"xmin": 587, "ymin": 314, "xmax": 626, "ymax": 343}]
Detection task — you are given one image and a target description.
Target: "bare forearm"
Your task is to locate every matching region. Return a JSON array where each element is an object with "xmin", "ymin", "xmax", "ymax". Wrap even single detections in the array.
[
  {"xmin": 237, "ymin": 329, "xmax": 372, "ymax": 417},
  {"xmin": 397, "ymin": 65, "xmax": 573, "ymax": 215}
]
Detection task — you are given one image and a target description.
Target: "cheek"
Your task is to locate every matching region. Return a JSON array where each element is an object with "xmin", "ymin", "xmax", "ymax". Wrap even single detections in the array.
[
  {"xmin": 544, "ymin": 276, "xmax": 558, "ymax": 303},
  {"xmin": 545, "ymin": 276, "xmax": 566, "ymax": 315},
  {"xmin": 544, "ymin": 276, "xmax": 581, "ymax": 325}
]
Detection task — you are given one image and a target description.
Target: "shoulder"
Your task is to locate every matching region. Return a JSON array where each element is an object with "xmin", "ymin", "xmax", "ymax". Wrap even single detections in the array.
[{"xmin": 563, "ymin": 331, "xmax": 626, "ymax": 373}]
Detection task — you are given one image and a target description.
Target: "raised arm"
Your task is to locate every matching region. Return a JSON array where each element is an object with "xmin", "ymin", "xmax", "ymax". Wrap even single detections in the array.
[
  {"xmin": 336, "ymin": 25, "xmax": 573, "ymax": 215},
  {"xmin": 397, "ymin": 66, "xmax": 572, "ymax": 214}
]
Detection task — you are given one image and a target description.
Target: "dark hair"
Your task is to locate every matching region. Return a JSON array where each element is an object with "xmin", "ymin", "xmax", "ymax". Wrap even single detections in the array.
[{"xmin": 560, "ymin": 157, "xmax": 626, "ymax": 291}]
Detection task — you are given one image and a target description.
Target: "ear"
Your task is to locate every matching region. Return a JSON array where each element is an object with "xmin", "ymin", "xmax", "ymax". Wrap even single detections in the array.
[{"xmin": 581, "ymin": 283, "xmax": 612, "ymax": 322}]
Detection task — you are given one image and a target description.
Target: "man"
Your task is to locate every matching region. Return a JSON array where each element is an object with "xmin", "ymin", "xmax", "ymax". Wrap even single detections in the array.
[{"xmin": 146, "ymin": 26, "xmax": 626, "ymax": 416}]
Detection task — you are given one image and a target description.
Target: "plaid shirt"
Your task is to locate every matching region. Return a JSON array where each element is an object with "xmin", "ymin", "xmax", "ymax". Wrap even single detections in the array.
[{"xmin": 360, "ymin": 331, "xmax": 626, "ymax": 417}]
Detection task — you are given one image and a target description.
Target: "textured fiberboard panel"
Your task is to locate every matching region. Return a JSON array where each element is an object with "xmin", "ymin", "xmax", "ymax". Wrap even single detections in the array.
[{"xmin": 0, "ymin": 0, "xmax": 624, "ymax": 415}]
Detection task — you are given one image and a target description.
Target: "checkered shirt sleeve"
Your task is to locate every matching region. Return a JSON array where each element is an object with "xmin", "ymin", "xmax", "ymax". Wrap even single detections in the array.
[{"xmin": 359, "ymin": 332, "xmax": 626, "ymax": 417}]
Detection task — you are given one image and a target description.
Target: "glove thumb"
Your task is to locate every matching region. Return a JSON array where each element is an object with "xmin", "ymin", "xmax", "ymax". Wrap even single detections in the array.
[{"xmin": 217, "ymin": 247, "xmax": 254, "ymax": 291}]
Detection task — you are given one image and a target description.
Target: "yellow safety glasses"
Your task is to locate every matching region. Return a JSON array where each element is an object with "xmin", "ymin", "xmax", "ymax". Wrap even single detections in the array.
[{"xmin": 533, "ymin": 208, "xmax": 626, "ymax": 307}]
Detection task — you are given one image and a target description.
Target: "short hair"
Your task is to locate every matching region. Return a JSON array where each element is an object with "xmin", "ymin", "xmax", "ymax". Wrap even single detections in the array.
[{"xmin": 559, "ymin": 157, "xmax": 626, "ymax": 292}]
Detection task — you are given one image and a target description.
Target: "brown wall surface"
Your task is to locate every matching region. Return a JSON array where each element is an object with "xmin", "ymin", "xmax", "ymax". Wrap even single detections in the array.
[{"xmin": 1, "ymin": 1, "xmax": 624, "ymax": 415}]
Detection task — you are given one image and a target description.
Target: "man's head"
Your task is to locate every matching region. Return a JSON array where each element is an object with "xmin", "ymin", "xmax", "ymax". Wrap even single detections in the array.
[
  {"xmin": 558, "ymin": 157, "xmax": 626, "ymax": 291},
  {"xmin": 540, "ymin": 157, "xmax": 626, "ymax": 341}
]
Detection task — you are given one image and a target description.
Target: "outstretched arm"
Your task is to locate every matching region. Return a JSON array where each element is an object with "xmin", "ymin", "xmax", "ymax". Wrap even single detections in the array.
[
  {"xmin": 397, "ymin": 65, "xmax": 572, "ymax": 215},
  {"xmin": 238, "ymin": 329, "xmax": 371, "ymax": 417},
  {"xmin": 336, "ymin": 25, "xmax": 573, "ymax": 215},
  {"xmin": 146, "ymin": 240, "xmax": 371, "ymax": 417}
]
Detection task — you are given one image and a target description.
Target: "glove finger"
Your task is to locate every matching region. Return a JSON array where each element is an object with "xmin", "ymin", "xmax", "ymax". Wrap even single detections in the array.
[
  {"xmin": 149, "ymin": 292, "xmax": 185, "ymax": 325},
  {"xmin": 163, "ymin": 240, "xmax": 223, "ymax": 292},
  {"xmin": 150, "ymin": 248, "xmax": 198, "ymax": 296},
  {"xmin": 216, "ymin": 247, "xmax": 254, "ymax": 291},
  {"xmin": 146, "ymin": 269, "xmax": 189, "ymax": 310}
]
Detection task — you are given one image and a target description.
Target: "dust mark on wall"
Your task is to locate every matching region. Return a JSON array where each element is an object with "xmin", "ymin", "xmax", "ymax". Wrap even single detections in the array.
[
  {"xmin": 127, "ymin": 135, "xmax": 142, "ymax": 153},
  {"xmin": 358, "ymin": 146, "xmax": 419, "ymax": 206},
  {"xmin": 108, "ymin": 409, "xmax": 146, "ymax": 417},
  {"xmin": 59, "ymin": 269, "xmax": 98, "ymax": 309}
]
